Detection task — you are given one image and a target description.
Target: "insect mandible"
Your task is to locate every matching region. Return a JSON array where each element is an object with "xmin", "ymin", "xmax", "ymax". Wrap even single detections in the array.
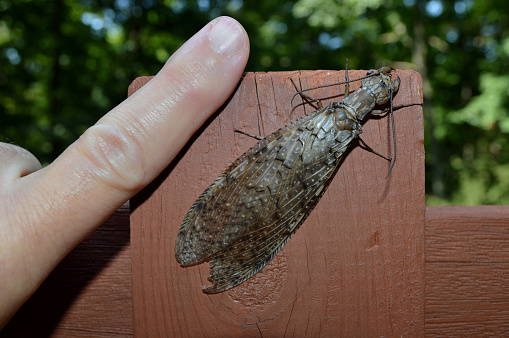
[{"xmin": 175, "ymin": 66, "xmax": 406, "ymax": 293}]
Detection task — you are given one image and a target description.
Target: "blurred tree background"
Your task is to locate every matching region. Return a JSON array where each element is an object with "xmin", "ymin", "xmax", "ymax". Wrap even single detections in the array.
[{"xmin": 1, "ymin": 0, "xmax": 508, "ymax": 205}]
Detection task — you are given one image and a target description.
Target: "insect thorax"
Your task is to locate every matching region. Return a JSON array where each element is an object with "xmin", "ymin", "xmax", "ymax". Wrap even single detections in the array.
[
  {"xmin": 341, "ymin": 88, "xmax": 377, "ymax": 122},
  {"xmin": 326, "ymin": 102, "xmax": 361, "ymax": 136}
]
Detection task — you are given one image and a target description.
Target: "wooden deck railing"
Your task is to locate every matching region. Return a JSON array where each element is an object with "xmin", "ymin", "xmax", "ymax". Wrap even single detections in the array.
[{"xmin": 3, "ymin": 72, "xmax": 508, "ymax": 337}]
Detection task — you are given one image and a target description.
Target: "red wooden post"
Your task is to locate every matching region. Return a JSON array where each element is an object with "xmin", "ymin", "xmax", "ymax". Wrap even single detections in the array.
[{"xmin": 130, "ymin": 70, "xmax": 425, "ymax": 336}]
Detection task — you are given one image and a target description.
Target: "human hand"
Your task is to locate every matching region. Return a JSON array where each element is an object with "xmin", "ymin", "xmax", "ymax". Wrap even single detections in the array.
[{"xmin": 0, "ymin": 16, "xmax": 249, "ymax": 327}]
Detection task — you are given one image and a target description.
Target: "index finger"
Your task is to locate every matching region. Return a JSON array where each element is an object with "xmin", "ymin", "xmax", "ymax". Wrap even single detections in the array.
[{"xmin": 8, "ymin": 16, "xmax": 249, "ymax": 291}]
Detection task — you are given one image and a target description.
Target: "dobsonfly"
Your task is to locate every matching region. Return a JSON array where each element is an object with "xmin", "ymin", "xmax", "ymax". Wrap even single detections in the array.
[{"xmin": 175, "ymin": 66, "xmax": 410, "ymax": 293}]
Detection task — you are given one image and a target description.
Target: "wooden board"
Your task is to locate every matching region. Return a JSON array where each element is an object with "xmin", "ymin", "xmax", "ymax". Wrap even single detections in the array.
[
  {"xmin": 8, "ymin": 205, "xmax": 509, "ymax": 336},
  {"xmin": 130, "ymin": 70, "xmax": 425, "ymax": 336},
  {"xmin": 426, "ymin": 206, "xmax": 509, "ymax": 337}
]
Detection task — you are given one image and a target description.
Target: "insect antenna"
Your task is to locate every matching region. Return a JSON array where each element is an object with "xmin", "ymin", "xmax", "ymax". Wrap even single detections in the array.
[
  {"xmin": 290, "ymin": 68, "xmax": 384, "ymax": 106},
  {"xmin": 385, "ymin": 88, "xmax": 397, "ymax": 179}
]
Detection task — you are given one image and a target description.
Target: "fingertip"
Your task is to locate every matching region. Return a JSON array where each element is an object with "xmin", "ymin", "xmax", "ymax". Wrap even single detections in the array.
[
  {"xmin": 158, "ymin": 16, "xmax": 249, "ymax": 83},
  {"xmin": 206, "ymin": 16, "xmax": 249, "ymax": 58}
]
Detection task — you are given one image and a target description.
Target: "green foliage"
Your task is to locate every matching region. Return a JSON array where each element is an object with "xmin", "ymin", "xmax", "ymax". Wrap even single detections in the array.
[
  {"xmin": 451, "ymin": 73, "xmax": 509, "ymax": 132},
  {"xmin": 1, "ymin": 0, "xmax": 508, "ymax": 205},
  {"xmin": 293, "ymin": 0, "xmax": 384, "ymax": 29}
]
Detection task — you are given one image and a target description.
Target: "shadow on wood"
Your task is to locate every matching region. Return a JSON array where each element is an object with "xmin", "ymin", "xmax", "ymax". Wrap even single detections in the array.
[{"xmin": 1, "ymin": 204, "xmax": 132, "ymax": 337}]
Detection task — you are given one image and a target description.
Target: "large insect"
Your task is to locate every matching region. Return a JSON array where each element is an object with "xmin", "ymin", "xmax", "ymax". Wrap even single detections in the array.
[{"xmin": 176, "ymin": 66, "xmax": 402, "ymax": 293}]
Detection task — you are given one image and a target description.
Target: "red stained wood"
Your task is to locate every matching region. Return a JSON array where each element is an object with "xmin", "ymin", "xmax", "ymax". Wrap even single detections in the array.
[
  {"xmin": 425, "ymin": 206, "xmax": 509, "ymax": 336},
  {"xmin": 130, "ymin": 70, "xmax": 425, "ymax": 337}
]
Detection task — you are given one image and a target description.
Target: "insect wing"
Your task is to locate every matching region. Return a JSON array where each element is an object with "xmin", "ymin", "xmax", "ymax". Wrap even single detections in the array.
[
  {"xmin": 176, "ymin": 105, "xmax": 357, "ymax": 293},
  {"xmin": 177, "ymin": 110, "xmax": 315, "ymax": 265}
]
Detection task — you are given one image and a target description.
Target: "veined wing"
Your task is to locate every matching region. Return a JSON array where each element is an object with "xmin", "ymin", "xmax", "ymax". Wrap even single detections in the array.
[
  {"xmin": 175, "ymin": 104, "xmax": 357, "ymax": 289},
  {"xmin": 201, "ymin": 141, "xmax": 349, "ymax": 293}
]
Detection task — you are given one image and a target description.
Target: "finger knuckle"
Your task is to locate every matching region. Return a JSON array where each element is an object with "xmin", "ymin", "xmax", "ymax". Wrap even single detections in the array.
[{"xmin": 76, "ymin": 123, "xmax": 147, "ymax": 193}]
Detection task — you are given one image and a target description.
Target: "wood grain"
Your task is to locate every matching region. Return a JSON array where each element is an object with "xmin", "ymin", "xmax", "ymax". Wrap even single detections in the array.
[
  {"xmin": 425, "ymin": 206, "xmax": 509, "ymax": 337},
  {"xmin": 130, "ymin": 70, "xmax": 425, "ymax": 336}
]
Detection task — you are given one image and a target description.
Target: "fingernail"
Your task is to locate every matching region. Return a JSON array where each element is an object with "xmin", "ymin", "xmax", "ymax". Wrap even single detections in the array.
[{"xmin": 207, "ymin": 17, "xmax": 246, "ymax": 56}]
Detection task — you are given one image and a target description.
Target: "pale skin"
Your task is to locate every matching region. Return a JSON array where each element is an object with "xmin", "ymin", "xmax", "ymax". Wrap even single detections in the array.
[{"xmin": 0, "ymin": 16, "xmax": 249, "ymax": 328}]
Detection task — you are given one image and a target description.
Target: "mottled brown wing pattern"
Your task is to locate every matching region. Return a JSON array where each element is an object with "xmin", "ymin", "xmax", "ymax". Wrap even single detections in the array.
[
  {"xmin": 175, "ymin": 102, "xmax": 359, "ymax": 293},
  {"xmin": 175, "ymin": 109, "xmax": 323, "ymax": 265},
  {"xmin": 203, "ymin": 147, "xmax": 347, "ymax": 293}
]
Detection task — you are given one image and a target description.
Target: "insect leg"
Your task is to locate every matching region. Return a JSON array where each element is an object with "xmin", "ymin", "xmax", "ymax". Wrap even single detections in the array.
[
  {"xmin": 290, "ymin": 77, "xmax": 324, "ymax": 109},
  {"xmin": 344, "ymin": 59, "xmax": 350, "ymax": 98},
  {"xmin": 234, "ymin": 129, "xmax": 263, "ymax": 140},
  {"xmin": 392, "ymin": 102, "xmax": 423, "ymax": 110},
  {"xmin": 371, "ymin": 102, "xmax": 423, "ymax": 115},
  {"xmin": 358, "ymin": 137, "xmax": 391, "ymax": 162}
]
